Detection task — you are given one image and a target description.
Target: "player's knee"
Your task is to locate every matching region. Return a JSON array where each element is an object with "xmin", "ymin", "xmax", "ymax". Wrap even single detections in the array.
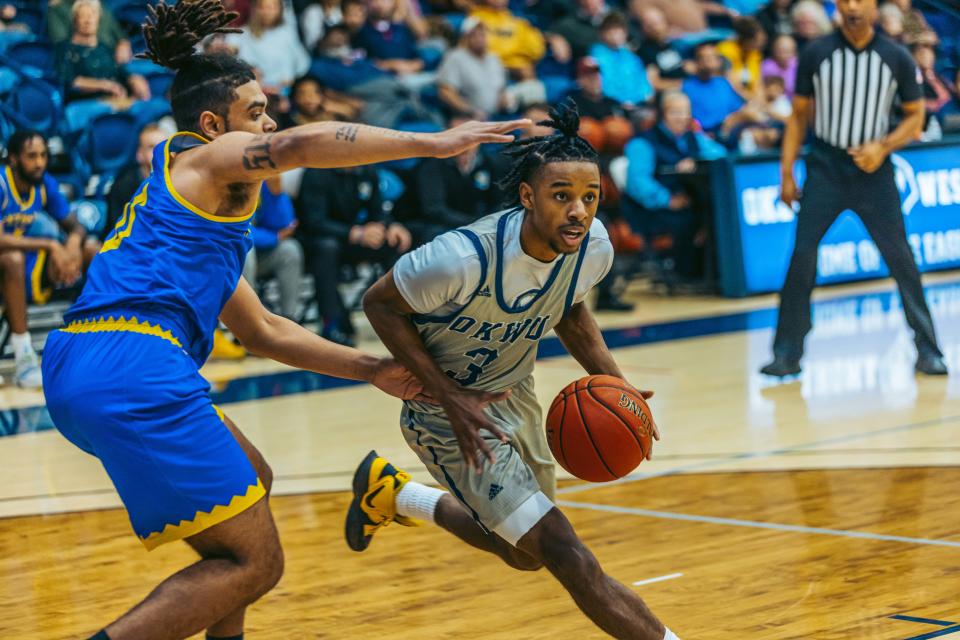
[
  {"xmin": 248, "ymin": 541, "xmax": 285, "ymax": 599},
  {"xmin": 503, "ymin": 547, "xmax": 543, "ymax": 572},
  {"xmin": 533, "ymin": 515, "xmax": 601, "ymax": 585},
  {"xmin": 0, "ymin": 249, "xmax": 25, "ymax": 273}
]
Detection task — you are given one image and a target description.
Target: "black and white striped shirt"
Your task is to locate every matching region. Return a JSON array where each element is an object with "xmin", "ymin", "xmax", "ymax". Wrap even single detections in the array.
[{"xmin": 796, "ymin": 31, "xmax": 922, "ymax": 149}]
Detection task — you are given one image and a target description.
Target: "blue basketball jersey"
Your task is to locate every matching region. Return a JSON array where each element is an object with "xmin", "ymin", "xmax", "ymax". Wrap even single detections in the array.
[
  {"xmin": 64, "ymin": 132, "xmax": 254, "ymax": 366},
  {"xmin": 0, "ymin": 166, "xmax": 69, "ymax": 236}
]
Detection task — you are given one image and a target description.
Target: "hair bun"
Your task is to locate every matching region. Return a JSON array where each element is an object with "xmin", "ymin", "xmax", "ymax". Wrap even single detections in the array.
[
  {"xmin": 544, "ymin": 99, "xmax": 582, "ymax": 139},
  {"xmin": 138, "ymin": 0, "xmax": 242, "ymax": 70}
]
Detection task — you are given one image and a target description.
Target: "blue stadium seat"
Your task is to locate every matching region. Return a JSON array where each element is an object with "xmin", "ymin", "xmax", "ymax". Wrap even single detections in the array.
[
  {"xmin": 143, "ymin": 71, "xmax": 175, "ymax": 99},
  {"xmin": 11, "ymin": 5, "xmax": 44, "ymax": 35},
  {"xmin": 0, "ymin": 77, "xmax": 62, "ymax": 136},
  {"xmin": 4, "ymin": 40, "xmax": 55, "ymax": 80},
  {"xmin": 82, "ymin": 112, "xmax": 140, "ymax": 177},
  {"xmin": 541, "ymin": 75, "xmax": 575, "ymax": 104},
  {"xmin": 112, "ymin": 1, "xmax": 150, "ymax": 30}
]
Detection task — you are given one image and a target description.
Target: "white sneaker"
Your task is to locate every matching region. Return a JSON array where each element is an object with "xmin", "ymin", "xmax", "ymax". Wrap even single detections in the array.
[{"xmin": 14, "ymin": 350, "xmax": 42, "ymax": 389}]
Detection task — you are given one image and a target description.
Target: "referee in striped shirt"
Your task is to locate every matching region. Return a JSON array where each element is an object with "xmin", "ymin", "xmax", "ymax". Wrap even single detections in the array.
[{"xmin": 761, "ymin": 0, "xmax": 947, "ymax": 377}]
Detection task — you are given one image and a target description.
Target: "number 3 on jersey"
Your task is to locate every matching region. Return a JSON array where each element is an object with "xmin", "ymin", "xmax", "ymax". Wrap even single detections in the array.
[
  {"xmin": 101, "ymin": 183, "xmax": 147, "ymax": 253},
  {"xmin": 446, "ymin": 347, "xmax": 499, "ymax": 386}
]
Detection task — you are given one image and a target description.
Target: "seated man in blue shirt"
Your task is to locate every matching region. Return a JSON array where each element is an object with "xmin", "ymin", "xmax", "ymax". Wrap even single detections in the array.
[
  {"xmin": 621, "ymin": 91, "xmax": 725, "ymax": 279},
  {"xmin": 0, "ymin": 130, "xmax": 98, "ymax": 388},
  {"xmin": 681, "ymin": 43, "xmax": 764, "ymax": 139},
  {"xmin": 353, "ymin": 0, "xmax": 434, "ymax": 93},
  {"xmin": 243, "ymin": 178, "xmax": 304, "ymax": 322}
]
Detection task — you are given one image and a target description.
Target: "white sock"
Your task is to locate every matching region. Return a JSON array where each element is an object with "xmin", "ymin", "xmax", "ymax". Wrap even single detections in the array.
[
  {"xmin": 663, "ymin": 628, "xmax": 680, "ymax": 640},
  {"xmin": 395, "ymin": 481, "xmax": 444, "ymax": 524},
  {"xmin": 11, "ymin": 332, "xmax": 32, "ymax": 358}
]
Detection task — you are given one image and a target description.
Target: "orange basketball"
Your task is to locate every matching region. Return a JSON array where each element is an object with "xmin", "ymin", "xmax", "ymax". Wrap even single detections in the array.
[{"xmin": 545, "ymin": 375, "xmax": 654, "ymax": 482}]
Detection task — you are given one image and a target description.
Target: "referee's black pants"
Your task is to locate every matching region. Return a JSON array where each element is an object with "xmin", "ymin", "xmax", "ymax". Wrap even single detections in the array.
[{"xmin": 772, "ymin": 143, "xmax": 943, "ymax": 361}]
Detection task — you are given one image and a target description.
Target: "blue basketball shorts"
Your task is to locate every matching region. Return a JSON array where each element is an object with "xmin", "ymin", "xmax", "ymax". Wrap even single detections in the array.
[{"xmin": 42, "ymin": 319, "xmax": 265, "ymax": 550}]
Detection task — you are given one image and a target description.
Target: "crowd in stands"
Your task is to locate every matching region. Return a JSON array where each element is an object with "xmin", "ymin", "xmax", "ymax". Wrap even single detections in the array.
[{"xmin": 0, "ymin": 0, "xmax": 957, "ymax": 384}]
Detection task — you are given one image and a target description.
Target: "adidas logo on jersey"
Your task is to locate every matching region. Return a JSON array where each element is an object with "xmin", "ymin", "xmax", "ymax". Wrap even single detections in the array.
[
  {"xmin": 476, "ymin": 286, "xmax": 491, "ymax": 297},
  {"xmin": 488, "ymin": 484, "xmax": 503, "ymax": 500}
]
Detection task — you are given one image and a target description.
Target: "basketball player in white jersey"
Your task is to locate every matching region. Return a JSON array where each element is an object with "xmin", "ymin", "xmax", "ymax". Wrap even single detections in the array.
[{"xmin": 344, "ymin": 102, "xmax": 679, "ymax": 640}]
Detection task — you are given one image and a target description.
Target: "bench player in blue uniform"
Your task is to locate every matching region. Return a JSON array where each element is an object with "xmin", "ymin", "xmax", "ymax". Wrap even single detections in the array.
[
  {"xmin": 0, "ymin": 129, "xmax": 99, "ymax": 387},
  {"xmin": 41, "ymin": 2, "xmax": 528, "ymax": 639}
]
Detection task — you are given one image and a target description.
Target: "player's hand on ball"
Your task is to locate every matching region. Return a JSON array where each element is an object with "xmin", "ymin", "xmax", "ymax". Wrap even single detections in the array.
[
  {"xmin": 633, "ymin": 387, "xmax": 660, "ymax": 459},
  {"xmin": 370, "ymin": 358, "xmax": 433, "ymax": 403},
  {"xmin": 430, "ymin": 119, "xmax": 531, "ymax": 158},
  {"xmin": 441, "ymin": 387, "xmax": 511, "ymax": 472}
]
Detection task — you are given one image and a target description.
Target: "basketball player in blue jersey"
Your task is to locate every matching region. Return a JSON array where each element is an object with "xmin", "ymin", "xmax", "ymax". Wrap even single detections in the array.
[
  {"xmin": 348, "ymin": 102, "xmax": 681, "ymax": 640},
  {"xmin": 0, "ymin": 130, "xmax": 98, "ymax": 387},
  {"xmin": 40, "ymin": 2, "xmax": 528, "ymax": 639}
]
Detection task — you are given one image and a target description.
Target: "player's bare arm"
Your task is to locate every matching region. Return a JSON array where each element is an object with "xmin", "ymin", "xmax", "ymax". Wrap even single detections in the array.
[
  {"xmin": 780, "ymin": 94, "xmax": 813, "ymax": 206},
  {"xmin": 555, "ymin": 301, "xmax": 661, "ymax": 450},
  {"xmin": 189, "ymin": 118, "xmax": 530, "ymax": 184},
  {"xmin": 220, "ymin": 277, "xmax": 429, "ymax": 402},
  {"xmin": 362, "ymin": 270, "xmax": 510, "ymax": 471}
]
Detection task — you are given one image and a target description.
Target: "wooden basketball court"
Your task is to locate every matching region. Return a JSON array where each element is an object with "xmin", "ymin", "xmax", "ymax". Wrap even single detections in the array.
[{"xmin": 2, "ymin": 272, "xmax": 960, "ymax": 639}]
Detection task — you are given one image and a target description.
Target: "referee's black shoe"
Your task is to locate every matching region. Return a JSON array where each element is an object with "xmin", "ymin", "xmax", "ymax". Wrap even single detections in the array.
[
  {"xmin": 916, "ymin": 354, "xmax": 948, "ymax": 376},
  {"xmin": 760, "ymin": 357, "xmax": 802, "ymax": 378}
]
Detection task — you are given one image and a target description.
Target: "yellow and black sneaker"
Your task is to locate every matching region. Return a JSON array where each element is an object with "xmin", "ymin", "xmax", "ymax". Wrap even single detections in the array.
[{"xmin": 345, "ymin": 450, "xmax": 418, "ymax": 552}]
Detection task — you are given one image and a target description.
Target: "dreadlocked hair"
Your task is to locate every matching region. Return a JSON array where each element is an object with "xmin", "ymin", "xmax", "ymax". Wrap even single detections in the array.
[
  {"xmin": 497, "ymin": 99, "xmax": 599, "ymax": 210},
  {"xmin": 138, "ymin": 0, "xmax": 256, "ymax": 133}
]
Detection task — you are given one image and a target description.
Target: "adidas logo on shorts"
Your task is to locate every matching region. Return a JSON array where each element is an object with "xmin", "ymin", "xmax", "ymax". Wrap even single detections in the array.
[{"xmin": 488, "ymin": 484, "xmax": 503, "ymax": 500}]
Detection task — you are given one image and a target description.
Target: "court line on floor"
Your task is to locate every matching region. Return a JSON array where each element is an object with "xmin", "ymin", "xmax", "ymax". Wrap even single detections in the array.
[
  {"xmin": 632, "ymin": 573, "xmax": 683, "ymax": 587},
  {"xmin": 556, "ymin": 413, "xmax": 960, "ymax": 496},
  {"xmin": 557, "ymin": 500, "xmax": 960, "ymax": 548}
]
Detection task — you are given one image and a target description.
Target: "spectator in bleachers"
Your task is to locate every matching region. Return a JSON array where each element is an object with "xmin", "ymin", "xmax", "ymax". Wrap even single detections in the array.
[
  {"xmin": 0, "ymin": 4, "xmax": 30, "ymax": 33},
  {"xmin": 243, "ymin": 178, "xmax": 304, "ymax": 321},
  {"xmin": 717, "ymin": 16, "xmax": 768, "ymax": 99},
  {"xmin": 300, "ymin": 0, "xmax": 344, "ymax": 51},
  {"xmin": 570, "ymin": 57, "xmax": 634, "ymax": 155},
  {"xmin": 790, "ymin": 0, "xmax": 832, "ymax": 50},
  {"xmin": 354, "ymin": 0, "xmax": 433, "ymax": 92},
  {"xmin": 635, "ymin": 6, "xmax": 688, "ymax": 91},
  {"xmin": 631, "ymin": 0, "xmax": 709, "ymax": 34},
  {"xmin": 228, "ymin": 0, "xmax": 311, "ymax": 102},
  {"xmin": 56, "ymin": 0, "xmax": 151, "ymax": 105},
  {"xmin": 621, "ymin": 90, "xmax": 724, "ymax": 280},
  {"xmin": 296, "ymin": 164, "xmax": 413, "ymax": 345},
  {"xmin": 760, "ymin": 34, "xmax": 798, "ymax": 98},
  {"xmin": 913, "ymin": 42, "xmax": 957, "ymax": 121},
  {"xmin": 549, "ymin": 0, "xmax": 608, "ymax": 59},
  {"xmin": 341, "ymin": 0, "xmax": 367, "ymax": 35},
  {"xmin": 107, "ymin": 123, "xmax": 166, "ymax": 235},
  {"xmin": 436, "ymin": 18, "xmax": 508, "ymax": 120},
  {"xmin": 411, "ymin": 114, "xmax": 504, "ymax": 241},
  {"xmin": 878, "ymin": 2, "xmax": 905, "ymax": 41},
  {"xmin": 755, "ymin": 0, "xmax": 795, "ymax": 42},
  {"xmin": 589, "ymin": 12, "xmax": 653, "ymax": 109},
  {"xmin": 311, "ymin": 25, "xmax": 441, "ymax": 127},
  {"xmin": 0, "ymin": 130, "xmax": 98, "ymax": 388},
  {"xmin": 283, "ymin": 75, "xmax": 362, "ymax": 126},
  {"xmin": 48, "ymin": 0, "xmax": 132, "ymax": 64},
  {"xmin": 470, "ymin": 0, "xmax": 546, "ymax": 80},
  {"xmin": 889, "ymin": 0, "xmax": 936, "ymax": 45},
  {"xmin": 682, "ymin": 43, "xmax": 762, "ymax": 137}
]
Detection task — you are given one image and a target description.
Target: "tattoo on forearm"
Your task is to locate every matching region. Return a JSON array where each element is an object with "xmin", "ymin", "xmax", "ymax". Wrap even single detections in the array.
[
  {"xmin": 335, "ymin": 125, "xmax": 359, "ymax": 142},
  {"xmin": 242, "ymin": 134, "xmax": 277, "ymax": 171}
]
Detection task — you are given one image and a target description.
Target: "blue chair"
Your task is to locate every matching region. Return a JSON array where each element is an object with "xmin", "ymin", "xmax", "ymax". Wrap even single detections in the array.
[
  {"xmin": 541, "ymin": 75, "xmax": 575, "ymax": 104},
  {"xmin": 113, "ymin": 2, "xmax": 150, "ymax": 30},
  {"xmin": 4, "ymin": 40, "xmax": 55, "ymax": 80},
  {"xmin": 11, "ymin": 5, "xmax": 44, "ymax": 35},
  {"xmin": 0, "ymin": 77, "xmax": 62, "ymax": 136},
  {"xmin": 143, "ymin": 71, "xmax": 175, "ymax": 99},
  {"xmin": 81, "ymin": 112, "xmax": 140, "ymax": 177}
]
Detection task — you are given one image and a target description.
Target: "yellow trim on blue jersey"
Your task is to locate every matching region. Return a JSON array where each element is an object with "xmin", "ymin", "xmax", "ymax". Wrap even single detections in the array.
[
  {"xmin": 5, "ymin": 166, "xmax": 36, "ymax": 210},
  {"xmin": 101, "ymin": 183, "xmax": 147, "ymax": 253},
  {"xmin": 163, "ymin": 132, "xmax": 256, "ymax": 224},
  {"xmin": 60, "ymin": 315, "xmax": 184, "ymax": 348},
  {"xmin": 140, "ymin": 478, "xmax": 266, "ymax": 550},
  {"xmin": 30, "ymin": 250, "xmax": 51, "ymax": 304}
]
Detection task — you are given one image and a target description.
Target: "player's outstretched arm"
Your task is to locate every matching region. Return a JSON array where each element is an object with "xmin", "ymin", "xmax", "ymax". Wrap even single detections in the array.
[
  {"xmin": 195, "ymin": 119, "xmax": 530, "ymax": 184},
  {"xmin": 220, "ymin": 278, "xmax": 429, "ymax": 401},
  {"xmin": 555, "ymin": 302, "xmax": 660, "ymax": 451}
]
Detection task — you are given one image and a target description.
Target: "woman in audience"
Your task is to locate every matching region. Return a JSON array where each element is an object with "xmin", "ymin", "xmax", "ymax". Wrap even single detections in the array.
[{"xmin": 227, "ymin": 0, "xmax": 311, "ymax": 100}]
